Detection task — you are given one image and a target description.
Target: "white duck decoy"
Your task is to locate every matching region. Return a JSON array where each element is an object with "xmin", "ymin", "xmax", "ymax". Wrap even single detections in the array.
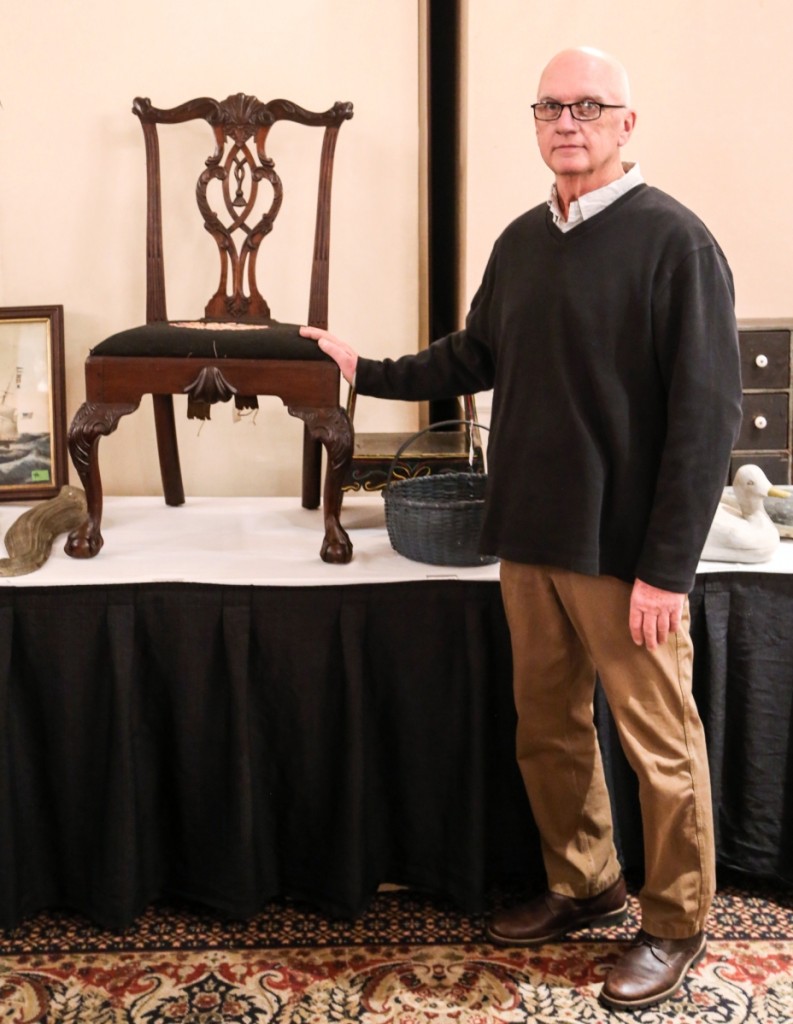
[{"xmin": 701, "ymin": 464, "xmax": 789, "ymax": 563}]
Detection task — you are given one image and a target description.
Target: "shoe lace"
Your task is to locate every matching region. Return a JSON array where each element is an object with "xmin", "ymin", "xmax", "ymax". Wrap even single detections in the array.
[{"xmin": 634, "ymin": 930, "xmax": 672, "ymax": 967}]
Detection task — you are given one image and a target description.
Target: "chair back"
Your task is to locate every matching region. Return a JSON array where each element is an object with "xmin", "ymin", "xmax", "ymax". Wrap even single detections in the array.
[{"xmin": 133, "ymin": 94, "xmax": 353, "ymax": 328}]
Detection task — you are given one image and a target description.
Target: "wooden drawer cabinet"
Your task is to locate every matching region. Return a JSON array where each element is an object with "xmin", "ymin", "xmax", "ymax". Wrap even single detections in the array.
[
  {"xmin": 730, "ymin": 320, "xmax": 792, "ymax": 484},
  {"xmin": 736, "ymin": 392, "xmax": 789, "ymax": 450}
]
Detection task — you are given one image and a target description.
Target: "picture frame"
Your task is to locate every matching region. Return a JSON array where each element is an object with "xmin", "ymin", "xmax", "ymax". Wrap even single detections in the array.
[{"xmin": 0, "ymin": 305, "xmax": 68, "ymax": 501}]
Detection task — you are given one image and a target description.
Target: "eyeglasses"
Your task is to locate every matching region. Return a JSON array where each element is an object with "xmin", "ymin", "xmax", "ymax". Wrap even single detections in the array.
[{"xmin": 531, "ymin": 100, "xmax": 625, "ymax": 122}]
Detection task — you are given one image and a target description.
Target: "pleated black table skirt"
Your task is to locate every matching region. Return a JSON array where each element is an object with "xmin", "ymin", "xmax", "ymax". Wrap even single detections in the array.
[{"xmin": 0, "ymin": 572, "xmax": 791, "ymax": 930}]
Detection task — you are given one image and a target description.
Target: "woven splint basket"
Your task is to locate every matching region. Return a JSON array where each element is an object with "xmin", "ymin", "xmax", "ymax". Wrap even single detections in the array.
[{"xmin": 383, "ymin": 420, "xmax": 497, "ymax": 567}]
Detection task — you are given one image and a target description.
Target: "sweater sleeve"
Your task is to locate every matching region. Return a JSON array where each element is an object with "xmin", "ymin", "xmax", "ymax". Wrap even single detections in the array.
[
  {"xmin": 355, "ymin": 248, "xmax": 499, "ymax": 401},
  {"xmin": 635, "ymin": 244, "xmax": 743, "ymax": 592}
]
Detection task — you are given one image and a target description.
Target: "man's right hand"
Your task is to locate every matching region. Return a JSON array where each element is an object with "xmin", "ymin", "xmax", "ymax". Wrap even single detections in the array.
[{"xmin": 300, "ymin": 326, "xmax": 359, "ymax": 386}]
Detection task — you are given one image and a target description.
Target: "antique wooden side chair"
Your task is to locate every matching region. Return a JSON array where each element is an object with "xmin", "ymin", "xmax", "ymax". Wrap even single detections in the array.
[{"xmin": 66, "ymin": 93, "xmax": 355, "ymax": 564}]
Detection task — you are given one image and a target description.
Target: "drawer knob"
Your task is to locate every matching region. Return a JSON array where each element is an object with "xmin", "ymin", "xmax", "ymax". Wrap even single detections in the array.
[
  {"xmin": 755, "ymin": 353, "xmax": 769, "ymax": 368},
  {"xmin": 754, "ymin": 415, "xmax": 768, "ymax": 430}
]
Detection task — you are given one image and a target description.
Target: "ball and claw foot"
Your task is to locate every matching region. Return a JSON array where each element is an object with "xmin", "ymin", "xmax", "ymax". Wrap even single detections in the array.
[
  {"xmin": 321, "ymin": 523, "xmax": 353, "ymax": 564},
  {"xmin": 65, "ymin": 524, "xmax": 104, "ymax": 559}
]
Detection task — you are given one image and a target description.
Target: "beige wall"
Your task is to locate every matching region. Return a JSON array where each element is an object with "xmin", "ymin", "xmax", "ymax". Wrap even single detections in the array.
[
  {"xmin": 463, "ymin": 0, "xmax": 793, "ymax": 320},
  {"xmin": 0, "ymin": 0, "xmax": 421, "ymax": 496},
  {"xmin": 1, "ymin": 2, "xmax": 791, "ymax": 498}
]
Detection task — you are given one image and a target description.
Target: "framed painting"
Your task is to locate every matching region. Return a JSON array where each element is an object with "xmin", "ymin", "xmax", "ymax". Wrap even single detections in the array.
[{"xmin": 0, "ymin": 305, "xmax": 68, "ymax": 501}]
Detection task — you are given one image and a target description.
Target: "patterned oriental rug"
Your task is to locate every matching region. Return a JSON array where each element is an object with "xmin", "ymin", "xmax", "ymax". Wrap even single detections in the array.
[{"xmin": 1, "ymin": 880, "xmax": 791, "ymax": 1023}]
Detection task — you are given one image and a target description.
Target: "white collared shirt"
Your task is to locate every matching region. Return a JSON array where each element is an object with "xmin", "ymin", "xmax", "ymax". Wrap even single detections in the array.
[{"xmin": 549, "ymin": 162, "xmax": 644, "ymax": 232}]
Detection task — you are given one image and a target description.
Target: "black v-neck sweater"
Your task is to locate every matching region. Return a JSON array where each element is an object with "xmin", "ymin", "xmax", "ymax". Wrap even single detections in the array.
[{"xmin": 357, "ymin": 185, "xmax": 743, "ymax": 592}]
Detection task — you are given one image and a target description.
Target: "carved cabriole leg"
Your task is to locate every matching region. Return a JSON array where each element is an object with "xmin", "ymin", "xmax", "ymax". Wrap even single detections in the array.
[
  {"xmin": 65, "ymin": 400, "xmax": 140, "ymax": 558},
  {"xmin": 289, "ymin": 405, "xmax": 353, "ymax": 564}
]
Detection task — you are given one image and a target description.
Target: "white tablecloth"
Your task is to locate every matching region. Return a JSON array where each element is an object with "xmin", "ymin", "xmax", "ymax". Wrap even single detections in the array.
[{"xmin": 0, "ymin": 493, "xmax": 789, "ymax": 588}]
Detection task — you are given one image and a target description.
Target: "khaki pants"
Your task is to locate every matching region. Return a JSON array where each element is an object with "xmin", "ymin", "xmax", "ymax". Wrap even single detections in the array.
[{"xmin": 499, "ymin": 560, "xmax": 715, "ymax": 938}]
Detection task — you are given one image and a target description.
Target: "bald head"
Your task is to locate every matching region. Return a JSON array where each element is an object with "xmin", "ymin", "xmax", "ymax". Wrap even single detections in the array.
[
  {"xmin": 533, "ymin": 46, "xmax": 637, "ymax": 203},
  {"xmin": 538, "ymin": 47, "xmax": 632, "ymax": 108}
]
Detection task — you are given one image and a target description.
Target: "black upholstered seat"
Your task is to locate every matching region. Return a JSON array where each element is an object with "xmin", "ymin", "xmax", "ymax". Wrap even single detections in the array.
[{"xmin": 92, "ymin": 320, "xmax": 329, "ymax": 360}]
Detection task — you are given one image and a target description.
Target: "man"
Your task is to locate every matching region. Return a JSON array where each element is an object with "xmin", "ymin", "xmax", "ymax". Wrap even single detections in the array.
[{"xmin": 301, "ymin": 47, "xmax": 743, "ymax": 1010}]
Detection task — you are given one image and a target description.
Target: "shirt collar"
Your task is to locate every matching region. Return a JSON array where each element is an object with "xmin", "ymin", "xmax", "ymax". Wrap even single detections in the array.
[{"xmin": 548, "ymin": 162, "xmax": 644, "ymax": 232}]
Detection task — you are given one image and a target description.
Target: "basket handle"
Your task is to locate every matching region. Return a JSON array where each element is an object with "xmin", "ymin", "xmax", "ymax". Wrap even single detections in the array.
[{"xmin": 385, "ymin": 418, "xmax": 490, "ymax": 491}]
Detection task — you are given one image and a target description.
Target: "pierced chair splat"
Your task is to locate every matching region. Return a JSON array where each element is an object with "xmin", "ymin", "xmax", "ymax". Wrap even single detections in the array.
[{"xmin": 66, "ymin": 93, "xmax": 355, "ymax": 564}]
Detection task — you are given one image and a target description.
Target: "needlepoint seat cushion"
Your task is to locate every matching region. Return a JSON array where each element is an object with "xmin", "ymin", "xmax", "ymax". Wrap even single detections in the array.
[{"xmin": 92, "ymin": 320, "xmax": 331, "ymax": 361}]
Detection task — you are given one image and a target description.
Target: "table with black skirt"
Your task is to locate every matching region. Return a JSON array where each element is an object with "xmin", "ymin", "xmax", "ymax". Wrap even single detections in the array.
[{"xmin": 0, "ymin": 496, "xmax": 790, "ymax": 929}]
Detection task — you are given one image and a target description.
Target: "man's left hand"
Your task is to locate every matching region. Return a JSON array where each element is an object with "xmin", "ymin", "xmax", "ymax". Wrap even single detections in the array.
[{"xmin": 629, "ymin": 578, "xmax": 686, "ymax": 650}]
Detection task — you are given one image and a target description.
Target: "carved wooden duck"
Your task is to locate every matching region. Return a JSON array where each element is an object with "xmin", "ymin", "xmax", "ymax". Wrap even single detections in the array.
[{"xmin": 702, "ymin": 464, "xmax": 789, "ymax": 563}]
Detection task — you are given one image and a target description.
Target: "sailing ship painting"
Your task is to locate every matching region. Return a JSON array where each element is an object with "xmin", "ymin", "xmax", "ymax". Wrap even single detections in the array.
[{"xmin": 0, "ymin": 317, "xmax": 55, "ymax": 487}]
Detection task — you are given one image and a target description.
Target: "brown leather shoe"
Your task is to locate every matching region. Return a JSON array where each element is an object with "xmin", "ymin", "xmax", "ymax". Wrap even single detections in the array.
[
  {"xmin": 485, "ymin": 875, "xmax": 628, "ymax": 946},
  {"xmin": 600, "ymin": 929, "xmax": 707, "ymax": 1009}
]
